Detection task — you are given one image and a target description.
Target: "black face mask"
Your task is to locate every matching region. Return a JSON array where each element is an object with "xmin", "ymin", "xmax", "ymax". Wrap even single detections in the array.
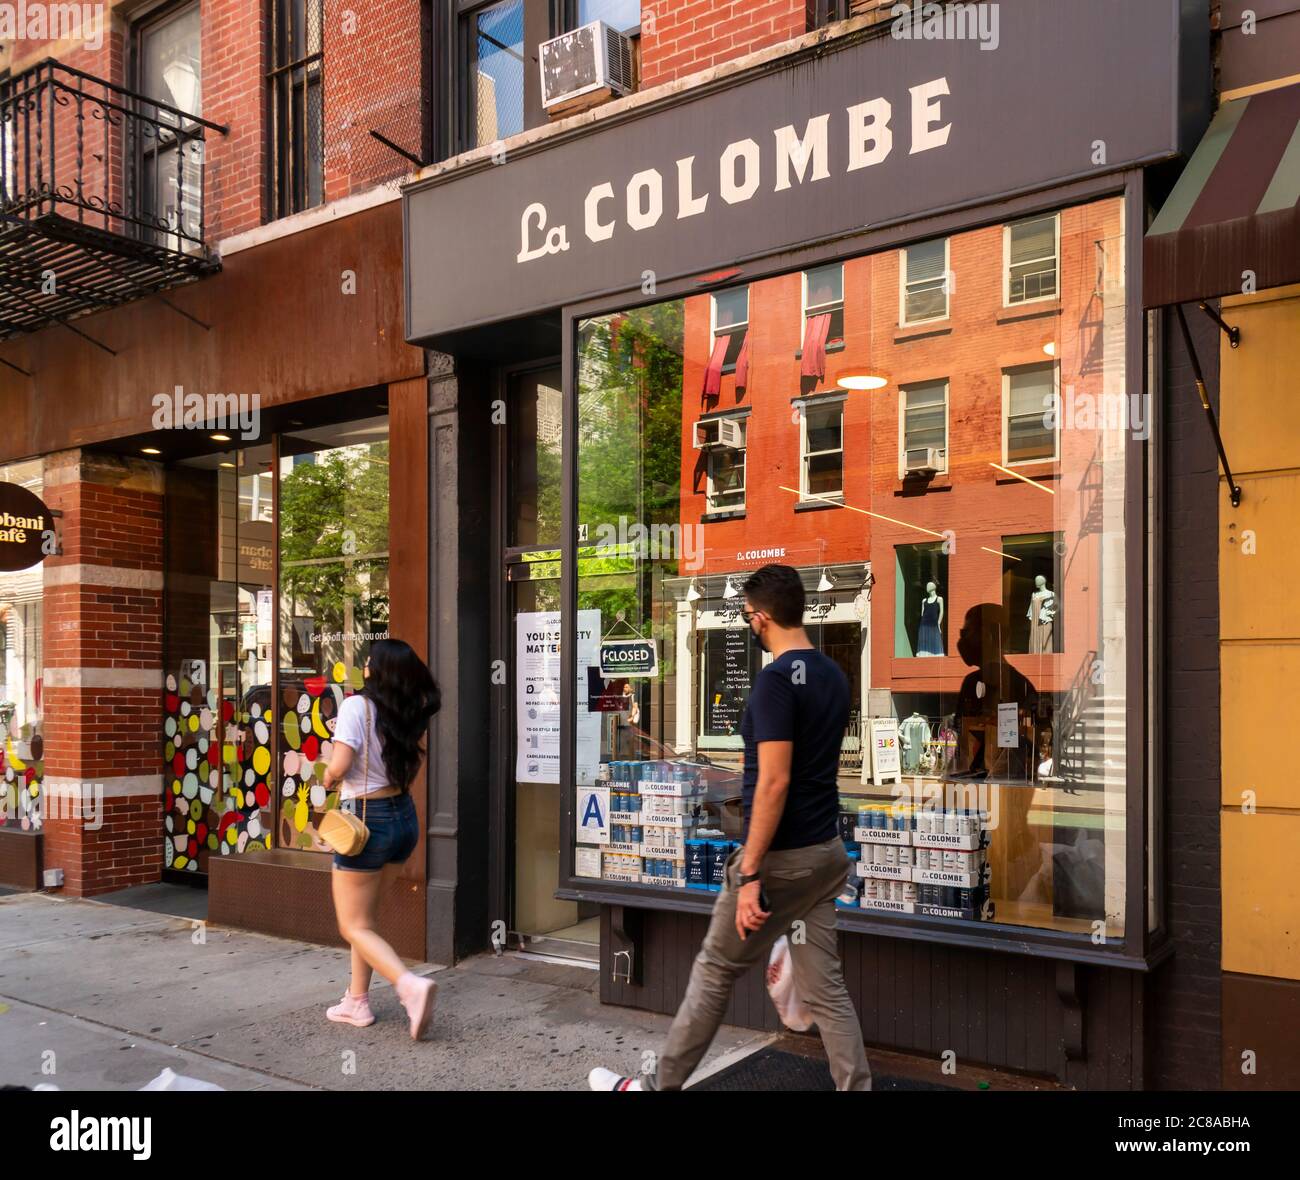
[{"xmin": 751, "ymin": 620, "xmax": 768, "ymax": 653}]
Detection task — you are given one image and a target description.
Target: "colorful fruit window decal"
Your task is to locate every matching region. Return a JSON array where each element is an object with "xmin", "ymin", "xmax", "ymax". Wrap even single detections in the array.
[
  {"xmin": 163, "ymin": 674, "xmax": 274, "ymax": 872},
  {"xmin": 279, "ymin": 662, "xmax": 364, "ymax": 850},
  {"xmin": 0, "ymin": 717, "xmax": 44, "ymax": 830}
]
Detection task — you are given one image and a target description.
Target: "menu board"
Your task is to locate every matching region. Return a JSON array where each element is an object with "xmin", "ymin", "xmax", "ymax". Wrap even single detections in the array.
[{"xmin": 706, "ymin": 626, "xmax": 753, "ymax": 737}]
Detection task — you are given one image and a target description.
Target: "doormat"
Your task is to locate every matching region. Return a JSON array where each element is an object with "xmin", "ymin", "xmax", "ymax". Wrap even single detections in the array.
[{"xmin": 687, "ymin": 1047, "xmax": 961, "ymax": 1092}]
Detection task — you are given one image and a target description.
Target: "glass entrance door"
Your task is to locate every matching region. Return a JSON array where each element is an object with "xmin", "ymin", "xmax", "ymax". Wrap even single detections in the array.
[{"xmin": 504, "ymin": 366, "xmax": 598, "ymax": 959}]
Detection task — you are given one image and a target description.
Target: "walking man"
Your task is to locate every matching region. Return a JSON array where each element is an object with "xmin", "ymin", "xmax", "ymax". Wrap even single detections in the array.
[{"xmin": 589, "ymin": 564, "xmax": 872, "ymax": 1091}]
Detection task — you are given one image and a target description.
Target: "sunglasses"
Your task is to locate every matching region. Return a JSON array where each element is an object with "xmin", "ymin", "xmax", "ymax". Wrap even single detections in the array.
[{"xmin": 741, "ymin": 608, "xmax": 762, "ymax": 625}]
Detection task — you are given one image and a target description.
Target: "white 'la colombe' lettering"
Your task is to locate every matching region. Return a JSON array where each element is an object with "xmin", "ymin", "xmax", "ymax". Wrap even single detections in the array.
[{"xmin": 519, "ymin": 75, "xmax": 952, "ymax": 263}]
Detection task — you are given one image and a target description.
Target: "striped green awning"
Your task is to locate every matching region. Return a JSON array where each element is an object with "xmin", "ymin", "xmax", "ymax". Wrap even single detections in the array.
[{"xmin": 1145, "ymin": 81, "xmax": 1300, "ymax": 307}]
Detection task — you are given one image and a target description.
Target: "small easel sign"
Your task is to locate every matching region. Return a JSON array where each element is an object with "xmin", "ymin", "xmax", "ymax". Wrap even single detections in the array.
[{"xmin": 869, "ymin": 717, "xmax": 903, "ymax": 788}]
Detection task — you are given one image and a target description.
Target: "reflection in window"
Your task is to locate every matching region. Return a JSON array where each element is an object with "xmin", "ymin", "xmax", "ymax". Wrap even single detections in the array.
[
  {"xmin": 1005, "ymin": 363, "xmax": 1058, "ymax": 464},
  {"xmin": 572, "ymin": 196, "xmax": 1130, "ymax": 939},
  {"xmin": 1006, "ymin": 214, "xmax": 1059, "ymax": 304},
  {"xmin": 278, "ymin": 417, "xmax": 390, "ymax": 848},
  {"xmin": 902, "ymin": 238, "xmax": 948, "ymax": 324},
  {"xmin": 467, "ymin": 0, "xmax": 526, "ymax": 147},
  {"xmin": 579, "ymin": 0, "xmax": 640, "ymax": 32},
  {"xmin": 901, "ymin": 379, "xmax": 948, "ymax": 475},
  {"xmin": 0, "ymin": 459, "xmax": 44, "ymax": 832},
  {"xmin": 800, "ymin": 395, "xmax": 844, "ymax": 499}
]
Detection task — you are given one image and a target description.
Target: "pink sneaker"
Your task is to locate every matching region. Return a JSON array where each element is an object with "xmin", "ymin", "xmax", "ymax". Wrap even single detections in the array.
[
  {"xmin": 395, "ymin": 972, "xmax": 437, "ymax": 1040},
  {"xmin": 326, "ymin": 991, "xmax": 375, "ymax": 1027}
]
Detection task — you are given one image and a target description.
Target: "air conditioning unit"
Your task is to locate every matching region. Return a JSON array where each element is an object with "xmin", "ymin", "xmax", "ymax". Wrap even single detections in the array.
[
  {"xmin": 540, "ymin": 21, "xmax": 636, "ymax": 112},
  {"xmin": 904, "ymin": 446, "xmax": 944, "ymax": 474},
  {"xmin": 694, "ymin": 416, "xmax": 746, "ymax": 450}
]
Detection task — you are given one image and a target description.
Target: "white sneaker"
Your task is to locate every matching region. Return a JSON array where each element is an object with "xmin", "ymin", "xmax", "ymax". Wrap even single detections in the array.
[{"xmin": 588, "ymin": 1066, "xmax": 643, "ymax": 1091}]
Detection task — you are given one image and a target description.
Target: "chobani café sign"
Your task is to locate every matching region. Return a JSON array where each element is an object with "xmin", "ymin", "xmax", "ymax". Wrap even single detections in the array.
[
  {"xmin": 0, "ymin": 482, "xmax": 55, "ymax": 572},
  {"xmin": 405, "ymin": 0, "xmax": 1198, "ymax": 345}
]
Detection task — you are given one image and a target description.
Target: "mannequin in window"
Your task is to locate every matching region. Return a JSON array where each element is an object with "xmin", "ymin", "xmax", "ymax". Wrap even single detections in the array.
[
  {"xmin": 917, "ymin": 581, "xmax": 944, "ymax": 656},
  {"xmin": 1027, "ymin": 574, "xmax": 1056, "ymax": 654}
]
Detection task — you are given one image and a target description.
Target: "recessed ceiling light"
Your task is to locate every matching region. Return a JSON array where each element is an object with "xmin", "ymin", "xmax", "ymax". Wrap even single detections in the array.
[
  {"xmin": 219, "ymin": 461, "xmax": 236, "ymax": 469},
  {"xmin": 142, "ymin": 447, "xmax": 162, "ymax": 455},
  {"xmin": 1042, "ymin": 342, "xmax": 1057, "ymax": 357},
  {"xmin": 211, "ymin": 433, "xmax": 232, "ymax": 442},
  {"xmin": 837, "ymin": 374, "xmax": 888, "ymax": 391}
]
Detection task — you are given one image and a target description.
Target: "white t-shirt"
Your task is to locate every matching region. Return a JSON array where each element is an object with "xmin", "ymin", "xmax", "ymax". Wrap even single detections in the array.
[{"xmin": 333, "ymin": 694, "xmax": 390, "ymax": 800}]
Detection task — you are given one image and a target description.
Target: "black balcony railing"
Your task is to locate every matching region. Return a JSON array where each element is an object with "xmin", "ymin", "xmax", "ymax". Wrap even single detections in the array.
[{"xmin": 0, "ymin": 59, "xmax": 228, "ymax": 346}]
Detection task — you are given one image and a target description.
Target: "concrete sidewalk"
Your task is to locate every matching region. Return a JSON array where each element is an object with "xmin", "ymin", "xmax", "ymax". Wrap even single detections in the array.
[{"xmin": 0, "ymin": 891, "xmax": 768, "ymax": 1091}]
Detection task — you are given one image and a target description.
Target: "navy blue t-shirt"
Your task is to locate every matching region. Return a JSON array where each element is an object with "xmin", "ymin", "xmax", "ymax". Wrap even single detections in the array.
[{"xmin": 740, "ymin": 648, "xmax": 849, "ymax": 850}]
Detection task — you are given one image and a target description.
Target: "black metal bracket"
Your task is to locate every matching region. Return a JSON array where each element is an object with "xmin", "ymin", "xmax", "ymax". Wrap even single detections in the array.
[
  {"xmin": 1175, "ymin": 303, "xmax": 1242, "ymax": 507},
  {"xmin": 1199, "ymin": 300, "xmax": 1240, "ymax": 348},
  {"xmin": 369, "ymin": 129, "xmax": 424, "ymax": 170},
  {"xmin": 1055, "ymin": 960, "xmax": 1086, "ymax": 1061},
  {"xmin": 608, "ymin": 905, "xmax": 644, "ymax": 987}
]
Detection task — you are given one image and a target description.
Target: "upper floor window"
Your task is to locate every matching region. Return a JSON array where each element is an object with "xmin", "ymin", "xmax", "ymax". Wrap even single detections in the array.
[
  {"xmin": 795, "ymin": 262, "xmax": 847, "ymax": 374},
  {"xmin": 798, "ymin": 393, "xmax": 845, "ymax": 501},
  {"xmin": 900, "ymin": 238, "xmax": 948, "ymax": 325},
  {"xmin": 133, "ymin": 1, "xmax": 203, "ymax": 251},
  {"xmin": 1004, "ymin": 362, "xmax": 1059, "ymax": 464},
  {"xmin": 1005, "ymin": 214, "xmax": 1059, "ymax": 305},
  {"xmin": 708, "ymin": 287, "xmax": 749, "ymax": 387},
  {"xmin": 270, "ymin": 0, "xmax": 324, "ymax": 220},
  {"xmin": 579, "ymin": 0, "xmax": 640, "ymax": 33},
  {"xmin": 900, "ymin": 379, "xmax": 948, "ymax": 476},
  {"xmin": 694, "ymin": 413, "xmax": 747, "ymax": 514}
]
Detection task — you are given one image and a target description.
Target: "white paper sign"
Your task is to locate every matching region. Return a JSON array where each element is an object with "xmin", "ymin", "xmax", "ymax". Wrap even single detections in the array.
[
  {"xmin": 516, "ymin": 609, "xmax": 602, "ymax": 784},
  {"xmin": 997, "ymin": 701, "xmax": 1019, "ymax": 749},
  {"xmin": 870, "ymin": 717, "xmax": 902, "ymax": 785},
  {"xmin": 576, "ymin": 786, "xmax": 610, "ymax": 846}
]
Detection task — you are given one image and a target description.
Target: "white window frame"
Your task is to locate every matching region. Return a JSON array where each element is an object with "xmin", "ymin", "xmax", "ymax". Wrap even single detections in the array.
[
  {"xmin": 897, "ymin": 379, "xmax": 950, "ymax": 478},
  {"xmin": 898, "ymin": 238, "xmax": 950, "ymax": 326},
  {"xmin": 710, "ymin": 286, "xmax": 749, "ymax": 371},
  {"xmin": 1001, "ymin": 362, "xmax": 1060, "ymax": 467},
  {"xmin": 796, "ymin": 392, "xmax": 846, "ymax": 501},
  {"xmin": 1003, "ymin": 213, "xmax": 1060, "ymax": 307},
  {"xmin": 800, "ymin": 263, "xmax": 845, "ymax": 343}
]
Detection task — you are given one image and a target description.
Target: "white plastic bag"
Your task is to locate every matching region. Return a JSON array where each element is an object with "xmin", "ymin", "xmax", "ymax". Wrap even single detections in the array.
[
  {"xmin": 765, "ymin": 935, "xmax": 814, "ymax": 1031},
  {"xmin": 139, "ymin": 1068, "xmax": 224, "ymax": 1092}
]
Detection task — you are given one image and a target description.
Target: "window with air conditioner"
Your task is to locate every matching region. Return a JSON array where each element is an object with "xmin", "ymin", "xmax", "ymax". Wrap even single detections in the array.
[
  {"xmin": 1004, "ymin": 363, "xmax": 1058, "ymax": 464},
  {"xmin": 1005, "ymin": 214, "xmax": 1059, "ymax": 305},
  {"xmin": 900, "ymin": 379, "xmax": 948, "ymax": 475},
  {"xmin": 799, "ymin": 395, "xmax": 845, "ymax": 500},
  {"xmin": 900, "ymin": 238, "xmax": 949, "ymax": 325}
]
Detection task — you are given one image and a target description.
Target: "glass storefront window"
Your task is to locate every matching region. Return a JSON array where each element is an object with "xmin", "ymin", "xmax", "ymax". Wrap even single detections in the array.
[
  {"xmin": 0, "ymin": 460, "xmax": 45, "ymax": 831},
  {"xmin": 277, "ymin": 417, "xmax": 390, "ymax": 849},
  {"xmin": 571, "ymin": 195, "xmax": 1130, "ymax": 939}
]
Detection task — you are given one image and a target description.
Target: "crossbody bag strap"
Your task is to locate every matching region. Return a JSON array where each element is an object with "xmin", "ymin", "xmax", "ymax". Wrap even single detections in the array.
[{"xmin": 361, "ymin": 697, "xmax": 370, "ymax": 826}]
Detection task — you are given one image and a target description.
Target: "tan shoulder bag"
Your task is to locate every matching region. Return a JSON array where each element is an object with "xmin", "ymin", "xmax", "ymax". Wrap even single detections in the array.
[{"xmin": 318, "ymin": 698, "xmax": 371, "ymax": 856}]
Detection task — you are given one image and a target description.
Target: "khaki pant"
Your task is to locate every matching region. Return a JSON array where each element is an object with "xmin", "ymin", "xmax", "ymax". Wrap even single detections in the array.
[{"xmin": 646, "ymin": 836, "xmax": 872, "ymax": 1091}]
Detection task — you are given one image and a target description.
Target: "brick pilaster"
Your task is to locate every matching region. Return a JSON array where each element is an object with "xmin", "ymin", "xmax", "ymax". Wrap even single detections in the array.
[{"xmin": 40, "ymin": 451, "xmax": 165, "ymax": 897}]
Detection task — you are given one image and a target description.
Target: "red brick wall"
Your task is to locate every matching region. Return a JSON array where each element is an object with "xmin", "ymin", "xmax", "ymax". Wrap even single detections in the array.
[
  {"xmin": 677, "ymin": 196, "xmax": 1125, "ymax": 700},
  {"xmin": 641, "ymin": 0, "xmax": 807, "ymax": 88},
  {"xmin": 40, "ymin": 452, "xmax": 165, "ymax": 898}
]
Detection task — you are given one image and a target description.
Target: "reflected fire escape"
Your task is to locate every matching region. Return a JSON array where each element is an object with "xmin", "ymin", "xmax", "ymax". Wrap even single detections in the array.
[{"xmin": 0, "ymin": 59, "xmax": 228, "ymax": 361}]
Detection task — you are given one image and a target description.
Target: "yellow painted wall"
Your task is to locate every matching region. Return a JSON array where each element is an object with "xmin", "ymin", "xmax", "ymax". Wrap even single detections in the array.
[{"xmin": 1220, "ymin": 284, "xmax": 1300, "ymax": 981}]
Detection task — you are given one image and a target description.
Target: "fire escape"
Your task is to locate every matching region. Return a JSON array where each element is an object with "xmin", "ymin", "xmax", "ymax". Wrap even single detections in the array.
[{"xmin": 0, "ymin": 60, "xmax": 228, "ymax": 360}]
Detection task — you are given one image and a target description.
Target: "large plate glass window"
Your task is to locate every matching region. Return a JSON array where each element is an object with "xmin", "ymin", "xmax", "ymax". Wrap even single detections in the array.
[{"xmin": 571, "ymin": 195, "xmax": 1130, "ymax": 942}]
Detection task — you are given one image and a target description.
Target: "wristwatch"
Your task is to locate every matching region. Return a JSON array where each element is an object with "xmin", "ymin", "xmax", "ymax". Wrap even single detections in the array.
[{"xmin": 737, "ymin": 870, "xmax": 762, "ymax": 887}]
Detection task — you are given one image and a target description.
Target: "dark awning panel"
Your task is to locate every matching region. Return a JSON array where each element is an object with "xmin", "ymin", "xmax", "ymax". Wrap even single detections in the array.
[{"xmin": 1144, "ymin": 81, "xmax": 1300, "ymax": 307}]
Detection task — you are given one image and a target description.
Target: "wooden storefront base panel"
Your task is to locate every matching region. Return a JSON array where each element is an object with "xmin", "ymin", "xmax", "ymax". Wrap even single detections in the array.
[
  {"xmin": 209, "ymin": 848, "xmax": 426, "ymax": 962},
  {"xmin": 0, "ymin": 828, "xmax": 42, "ymax": 890},
  {"xmin": 1221, "ymin": 970, "xmax": 1300, "ymax": 1089},
  {"xmin": 1221, "ymin": 811, "xmax": 1300, "ymax": 982},
  {"xmin": 597, "ymin": 906, "xmax": 1145, "ymax": 1088}
]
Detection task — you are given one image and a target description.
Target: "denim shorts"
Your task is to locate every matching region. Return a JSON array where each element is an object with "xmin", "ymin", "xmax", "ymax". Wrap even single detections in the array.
[{"xmin": 332, "ymin": 792, "xmax": 419, "ymax": 872}]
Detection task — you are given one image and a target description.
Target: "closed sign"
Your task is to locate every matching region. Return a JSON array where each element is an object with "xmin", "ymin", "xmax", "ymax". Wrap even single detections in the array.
[{"xmin": 599, "ymin": 639, "xmax": 658, "ymax": 678}]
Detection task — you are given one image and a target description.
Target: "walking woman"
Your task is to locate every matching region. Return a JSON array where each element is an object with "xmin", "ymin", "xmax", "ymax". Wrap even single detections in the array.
[{"xmin": 321, "ymin": 638, "xmax": 441, "ymax": 1038}]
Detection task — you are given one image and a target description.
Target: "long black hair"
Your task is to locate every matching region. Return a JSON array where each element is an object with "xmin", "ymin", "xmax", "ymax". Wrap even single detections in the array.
[{"xmin": 361, "ymin": 638, "xmax": 441, "ymax": 791}]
